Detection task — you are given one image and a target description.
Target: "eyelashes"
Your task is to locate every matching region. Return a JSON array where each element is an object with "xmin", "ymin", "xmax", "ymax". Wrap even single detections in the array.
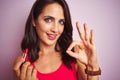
[
  {"xmin": 59, "ymin": 19, "xmax": 65, "ymax": 25},
  {"xmin": 44, "ymin": 17, "xmax": 53, "ymax": 23},
  {"xmin": 43, "ymin": 16, "xmax": 65, "ymax": 25}
]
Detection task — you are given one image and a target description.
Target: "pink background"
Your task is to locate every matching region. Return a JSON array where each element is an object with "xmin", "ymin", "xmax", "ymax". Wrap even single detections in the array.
[{"xmin": 0, "ymin": 0, "xmax": 120, "ymax": 80}]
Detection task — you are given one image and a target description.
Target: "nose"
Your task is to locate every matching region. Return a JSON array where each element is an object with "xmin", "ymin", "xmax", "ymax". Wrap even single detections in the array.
[{"xmin": 51, "ymin": 22, "xmax": 59, "ymax": 33}]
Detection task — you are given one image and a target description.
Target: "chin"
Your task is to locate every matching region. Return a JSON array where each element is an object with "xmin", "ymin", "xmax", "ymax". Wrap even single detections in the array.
[{"xmin": 44, "ymin": 40, "xmax": 57, "ymax": 46}]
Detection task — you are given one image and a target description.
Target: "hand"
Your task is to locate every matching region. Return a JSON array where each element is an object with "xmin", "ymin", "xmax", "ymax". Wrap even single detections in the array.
[
  {"xmin": 13, "ymin": 54, "xmax": 38, "ymax": 80},
  {"xmin": 66, "ymin": 22, "xmax": 99, "ymax": 68}
]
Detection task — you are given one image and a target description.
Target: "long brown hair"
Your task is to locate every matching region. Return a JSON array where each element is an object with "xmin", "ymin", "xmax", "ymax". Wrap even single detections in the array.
[{"xmin": 21, "ymin": 0, "xmax": 75, "ymax": 69}]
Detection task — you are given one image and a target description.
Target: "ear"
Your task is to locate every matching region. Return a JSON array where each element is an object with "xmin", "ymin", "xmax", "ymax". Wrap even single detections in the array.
[{"xmin": 32, "ymin": 19, "xmax": 36, "ymax": 27}]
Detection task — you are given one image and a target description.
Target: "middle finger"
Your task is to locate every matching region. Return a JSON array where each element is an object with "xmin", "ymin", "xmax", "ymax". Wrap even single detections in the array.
[
  {"xmin": 84, "ymin": 23, "xmax": 89, "ymax": 41},
  {"xmin": 76, "ymin": 22, "xmax": 84, "ymax": 41}
]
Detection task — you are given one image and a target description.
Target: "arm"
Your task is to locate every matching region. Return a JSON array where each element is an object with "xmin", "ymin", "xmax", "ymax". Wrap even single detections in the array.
[
  {"xmin": 76, "ymin": 62, "xmax": 99, "ymax": 80},
  {"xmin": 66, "ymin": 22, "xmax": 101, "ymax": 80},
  {"xmin": 76, "ymin": 61, "xmax": 87, "ymax": 80},
  {"xmin": 77, "ymin": 58, "xmax": 100, "ymax": 80}
]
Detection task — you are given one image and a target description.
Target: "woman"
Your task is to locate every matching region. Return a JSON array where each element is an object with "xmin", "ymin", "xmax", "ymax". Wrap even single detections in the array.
[{"xmin": 13, "ymin": 0, "xmax": 101, "ymax": 80}]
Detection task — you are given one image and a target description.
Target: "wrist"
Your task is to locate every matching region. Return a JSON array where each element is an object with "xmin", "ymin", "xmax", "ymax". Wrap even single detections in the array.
[
  {"xmin": 85, "ymin": 64, "xmax": 101, "ymax": 76},
  {"xmin": 87, "ymin": 63, "xmax": 99, "ymax": 71},
  {"xmin": 85, "ymin": 62, "xmax": 101, "ymax": 76},
  {"xmin": 87, "ymin": 56, "xmax": 99, "ymax": 71}
]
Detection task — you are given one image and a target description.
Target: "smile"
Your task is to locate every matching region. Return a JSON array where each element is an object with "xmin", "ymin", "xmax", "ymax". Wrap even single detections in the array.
[{"xmin": 47, "ymin": 33, "xmax": 57, "ymax": 40}]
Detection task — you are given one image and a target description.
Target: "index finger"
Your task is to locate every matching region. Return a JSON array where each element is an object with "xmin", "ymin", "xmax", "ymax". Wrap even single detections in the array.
[
  {"xmin": 76, "ymin": 22, "xmax": 84, "ymax": 41},
  {"xmin": 13, "ymin": 54, "xmax": 24, "ymax": 77},
  {"xmin": 67, "ymin": 41, "xmax": 80, "ymax": 51}
]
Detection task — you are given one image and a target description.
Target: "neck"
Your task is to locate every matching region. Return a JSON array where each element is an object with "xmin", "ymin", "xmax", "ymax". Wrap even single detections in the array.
[{"xmin": 39, "ymin": 43, "xmax": 56, "ymax": 55}]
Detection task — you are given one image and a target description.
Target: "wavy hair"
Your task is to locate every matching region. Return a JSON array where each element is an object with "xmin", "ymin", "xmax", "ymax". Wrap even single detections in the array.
[{"xmin": 21, "ymin": 0, "xmax": 76, "ymax": 69}]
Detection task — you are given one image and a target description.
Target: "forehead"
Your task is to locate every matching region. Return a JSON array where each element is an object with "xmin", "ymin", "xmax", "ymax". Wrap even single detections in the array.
[{"xmin": 39, "ymin": 3, "xmax": 64, "ymax": 19}]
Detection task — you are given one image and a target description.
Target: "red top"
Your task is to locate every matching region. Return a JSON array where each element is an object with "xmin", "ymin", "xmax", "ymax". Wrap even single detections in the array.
[{"xmin": 32, "ymin": 62, "xmax": 77, "ymax": 80}]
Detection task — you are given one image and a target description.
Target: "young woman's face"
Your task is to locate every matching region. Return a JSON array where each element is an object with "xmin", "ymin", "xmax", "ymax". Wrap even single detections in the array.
[{"xmin": 33, "ymin": 3, "xmax": 65, "ymax": 47}]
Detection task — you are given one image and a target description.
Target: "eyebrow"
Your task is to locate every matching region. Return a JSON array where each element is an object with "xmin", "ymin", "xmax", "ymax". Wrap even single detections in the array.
[
  {"xmin": 43, "ymin": 15, "xmax": 65, "ymax": 20},
  {"xmin": 43, "ymin": 16, "xmax": 54, "ymax": 19}
]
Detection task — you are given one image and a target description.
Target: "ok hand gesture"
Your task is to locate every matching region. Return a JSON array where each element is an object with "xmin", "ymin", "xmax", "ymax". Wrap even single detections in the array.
[{"xmin": 66, "ymin": 22, "xmax": 99, "ymax": 68}]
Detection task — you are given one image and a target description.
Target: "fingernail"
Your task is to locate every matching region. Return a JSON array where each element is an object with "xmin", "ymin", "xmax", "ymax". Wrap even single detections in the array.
[{"xmin": 21, "ymin": 57, "xmax": 25, "ymax": 63}]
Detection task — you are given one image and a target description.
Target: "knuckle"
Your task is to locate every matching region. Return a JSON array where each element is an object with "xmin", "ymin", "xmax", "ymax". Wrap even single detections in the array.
[
  {"xmin": 22, "ymin": 64, "xmax": 27, "ymax": 68},
  {"xmin": 22, "ymin": 62, "xmax": 30, "ymax": 68},
  {"xmin": 32, "ymin": 69, "xmax": 37, "ymax": 75},
  {"xmin": 20, "ymin": 77, "xmax": 24, "ymax": 80},
  {"xmin": 26, "ymin": 61, "xmax": 31, "ymax": 65},
  {"xmin": 28, "ymin": 65, "xmax": 33, "ymax": 70},
  {"xmin": 13, "ymin": 67, "xmax": 17, "ymax": 71},
  {"xmin": 13, "ymin": 67, "xmax": 19, "ymax": 73}
]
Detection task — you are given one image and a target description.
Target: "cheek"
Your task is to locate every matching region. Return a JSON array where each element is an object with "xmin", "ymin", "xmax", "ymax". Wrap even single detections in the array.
[
  {"xmin": 36, "ymin": 23, "xmax": 50, "ymax": 33},
  {"xmin": 59, "ymin": 27, "xmax": 64, "ymax": 34}
]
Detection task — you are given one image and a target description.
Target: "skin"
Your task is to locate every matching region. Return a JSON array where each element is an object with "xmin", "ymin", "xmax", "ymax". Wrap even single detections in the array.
[
  {"xmin": 67, "ymin": 22, "xmax": 99, "ymax": 80},
  {"xmin": 32, "ymin": 3, "xmax": 65, "ymax": 54},
  {"xmin": 33, "ymin": 3, "xmax": 64, "ymax": 74},
  {"xmin": 13, "ymin": 3, "xmax": 99, "ymax": 80}
]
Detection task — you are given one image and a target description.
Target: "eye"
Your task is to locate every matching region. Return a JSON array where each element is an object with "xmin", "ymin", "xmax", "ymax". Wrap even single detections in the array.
[
  {"xmin": 44, "ymin": 17, "xmax": 53, "ymax": 23},
  {"xmin": 59, "ymin": 20, "xmax": 65, "ymax": 25}
]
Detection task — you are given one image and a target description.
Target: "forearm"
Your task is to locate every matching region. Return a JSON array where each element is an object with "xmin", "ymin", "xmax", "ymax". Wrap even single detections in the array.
[
  {"xmin": 77, "ymin": 60, "xmax": 101, "ymax": 80},
  {"xmin": 87, "ymin": 76, "xmax": 99, "ymax": 80},
  {"xmin": 86, "ymin": 58, "xmax": 101, "ymax": 80}
]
